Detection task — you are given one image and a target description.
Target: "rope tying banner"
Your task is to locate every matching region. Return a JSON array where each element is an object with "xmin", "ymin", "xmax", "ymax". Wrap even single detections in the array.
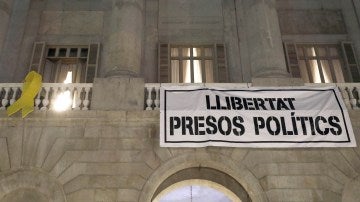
[{"xmin": 7, "ymin": 71, "xmax": 42, "ymax": 118}]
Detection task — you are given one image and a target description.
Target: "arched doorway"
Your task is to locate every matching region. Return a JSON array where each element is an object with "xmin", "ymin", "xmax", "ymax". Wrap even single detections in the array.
[
  {"xmin": 151, "ymin": 167, "xmax": 251, "ymax": 202},
  {"xmin": 153, "ymin": 179, "xmax": 241, "ymax": 202},
  {"xmin": 139, "ymin": 151, "xmax": 267, "ymax": 202}
]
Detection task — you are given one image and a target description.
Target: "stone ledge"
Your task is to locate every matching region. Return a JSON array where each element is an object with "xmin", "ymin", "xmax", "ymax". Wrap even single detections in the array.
[
  {"xmin": 0, "ymin": 110, "xmax": 159, "ymax": 121},
  {"xmin": 252, "ymin": 77, "xmax": 304, "ymax": 86}
]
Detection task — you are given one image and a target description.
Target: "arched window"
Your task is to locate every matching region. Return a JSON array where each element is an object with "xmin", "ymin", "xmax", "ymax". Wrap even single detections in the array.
[
  {"xmin": 153, "ymin": 179, "xmax": 241, "ymax": 202},
  {"xmin": 151, "ymin": 168, "xmax": 251, "ymax": 202}
]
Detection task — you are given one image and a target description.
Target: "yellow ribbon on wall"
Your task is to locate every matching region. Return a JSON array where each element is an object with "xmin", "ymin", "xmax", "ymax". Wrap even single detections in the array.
[{"xmin": 7, "ymin": 71, "xmax": 42, "ymax": 118}]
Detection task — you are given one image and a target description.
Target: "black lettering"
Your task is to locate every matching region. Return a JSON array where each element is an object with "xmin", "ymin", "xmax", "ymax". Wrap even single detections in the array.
[
  {"xmin": 243, "ymin": 98, "xmax": 248, "ymax": 110},
  {"xmin": 254, "ymin": 98, "xmax": 266, "ymax": 110},
  {"xmin": 206, "ymin": 95, "xmax": 211, "ymax": 110},
  {"xmin": 231, "ymin": 97, "xmax": 242, "ymax": 110},
  {"xmin": 233, "ymin": 116, "xmax": 245, "ymax": 136},
  {"xmin": 266, "ymin": 116, "xmax": 281, "ymax": 135},
  {"xmin": 206, "ymin": 116, "xmax": 217, "ymax": 134},
  {"xmin": 265, "ymin": 98, "xmax": 276, "ymax": 110},
  {"xmin": 194, "ymin": 116, "xmax": 205, "ymax": 135},
  {"xmin": 225, "ymin": 97, "xmax": 231, "ymax": 110},
  {"xmin": 216, "ymin": 95, "xmax": 221, "ymax": 110},
  {"xmin": 246, "ymin": 98, "xmax": 255, "ymax": 110},
  {"xmin": 309, "ymin": 117, "xmax": 316, "ymax": 135},
  {"xmin": 280, "ymin": 117, "xmax": 292, "ymax": 135},
  {"xmin": 170, "ymin": 116, "xmax": 181, "ymax": 135},
  {"xmin": 277, "ymin": 99, "xmax": 289, "ymax": 110},
  {"xmin": 254, "ymin": 117, "xmax": 265, "ymax": 135},
  {"xmin": 285, "ymin": 98, "xmax": 296, "ymax": 110},
  {"xmin": 218, "ymin": 116, "xmax": 232, "ymax": 135},
  {"xmin": 291, "ymin": 112, "xmax": 298, "ymax": 135},
  {"xmin": 329, "ymin": 116, "xmax": 342, "ymax": 135},
  {"xmin": 297, "ymin": 117, "xmax": 308, "ymax": 135},
  {"xmin": 315, "ymin": 116, "xmax": 329, "ymax": 135},
  {"xmin": 182, "ymin": 116, "xmax": 194, "ymax": 135}
]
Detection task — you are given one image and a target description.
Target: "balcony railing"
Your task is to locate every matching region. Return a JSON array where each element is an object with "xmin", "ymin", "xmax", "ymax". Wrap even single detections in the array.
[
  {"xmin": 144, "ymin": 83, "xmax": 360, "ymax": 110},
  {"xmin": 0, "ymin": 83, "xmax": 359, "ymax": 112},
  {"xmin": 0, "ymin": 83, "xmax": 92, "ymax": 111}
]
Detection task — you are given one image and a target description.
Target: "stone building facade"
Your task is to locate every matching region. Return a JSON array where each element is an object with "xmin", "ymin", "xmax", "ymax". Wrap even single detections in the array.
[{"xmin": 0, "ymin": 0, "xmax": 360, "ymax": 201}]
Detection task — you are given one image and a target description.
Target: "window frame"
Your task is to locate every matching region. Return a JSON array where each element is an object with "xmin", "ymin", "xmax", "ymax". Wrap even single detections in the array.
[
  {"xmin": 44, "ymin": 45, "xmax": 89, "ymax": 83},
  {"xmin": 284, "ymin": 41, "xmax": 360, "ymax": 83},
  {"xmin": 29, "ymin": 42, "xmax": 100, "ymax": 83},
  {"xmin": 169, "ymin": 45, "xmax": 215, "ymax": 83},
  {"xmin": 297, "ymin": 44, "xmax": 344, "ymax": 83},
  {"xmin": 158, "ymin": 43, "xmax": 228, "ymax": 83}
]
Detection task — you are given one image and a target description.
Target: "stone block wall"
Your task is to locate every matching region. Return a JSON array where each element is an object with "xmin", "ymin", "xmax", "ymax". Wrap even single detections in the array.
[
  {"xmin": 0, "ymin": 0, "xmax": 109, "ymax": 82},
  {"xmin": 1, "ymin": 0, "xmax": 360, "ymax": 83},
  {"xmin": 276, "ymin": 0, "xmax": 360, "ymax": 70},
  {"xmin": 0, "ymin": 110, "xmax": 359, "ymax": 201}
]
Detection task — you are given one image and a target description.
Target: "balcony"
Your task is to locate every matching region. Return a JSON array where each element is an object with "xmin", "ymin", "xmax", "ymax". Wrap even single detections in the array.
[
  {"xmin": 0, "ymin": 83, "xmax": 92, "ymax": 111},
  {"xmin": 0, "ymin": 83, "xmax": 359, "ymax": 112}
]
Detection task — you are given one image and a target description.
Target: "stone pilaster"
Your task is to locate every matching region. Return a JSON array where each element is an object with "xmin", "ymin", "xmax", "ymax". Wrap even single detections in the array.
[
  {"xmin": 243, "ymin": 0, "xmax": 288, "ymax": 78},
  {"xmin": 0, "ymin": 0, "xmax": 30, "ymax": 82},
  {"xmin": 0, "ymin": 0, "xmax": 13, "ymax": 56},
  {"xmin": 341, "ymin": 0, "xmax": 360, "ymax": 66},
  {"xmin": 104, "ymin": 0, "xmax": 145, "ymax": 78}
]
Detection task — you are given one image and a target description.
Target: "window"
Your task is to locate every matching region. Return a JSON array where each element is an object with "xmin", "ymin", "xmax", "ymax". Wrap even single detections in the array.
[
  {"xmin": 153, "ymin": 179, "xmax": 241, "ymax": 202},
  {"xmin": 29, "ymin": 42, "xmax": 100, "ymax": 83},
  {"xmin": 155, "ymin": 185, "xmax": 235, "ymax": 202},
  {"xmin": 43, "ymin": 46, "xmax": 88, "ymax": 83},
  {"xmin": 170, "ymin": 46, "xmax": 214, "ymax": 83},
  {"xmin": 284, "ymin": 42, "xmax": 360, "ymax": 83},
  {"xmin": 158, "ymin": 44, "xmax": 228, "ymax": 83}
]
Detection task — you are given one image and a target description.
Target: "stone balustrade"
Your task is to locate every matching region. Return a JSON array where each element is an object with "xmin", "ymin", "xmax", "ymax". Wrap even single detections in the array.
[
  {"xmin": 0, "ymin": 83, "xmax": 359, "ymax": 111},
  {"xmin": 145, "ymin": 83, "xmax": 360, "ymax": 110},
  {"xmin": 144, "ymin": 83, "xmax": 251, "ymax": 110},
  {"xmin": 305, "ymin": 83, "xmax": 360, "ymax": 110},
  {"xmin": 0, "ymin": 83, "xmax": 92, "ymax": 111},
  {"xmin": 336, "ymin": 83, "xmax": 360, "ymax": 110}
]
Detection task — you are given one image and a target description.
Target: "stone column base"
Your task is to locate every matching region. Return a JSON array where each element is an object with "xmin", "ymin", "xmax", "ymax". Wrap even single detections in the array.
[{"xmin": 91, "ymin": 77, "xmax": 144, "ymax": 110}]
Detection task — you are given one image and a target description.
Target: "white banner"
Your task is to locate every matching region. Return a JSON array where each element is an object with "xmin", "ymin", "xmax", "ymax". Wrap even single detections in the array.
[{"xmin": 160, "ymin": 86, "xmax": 356, "ymax": 147}]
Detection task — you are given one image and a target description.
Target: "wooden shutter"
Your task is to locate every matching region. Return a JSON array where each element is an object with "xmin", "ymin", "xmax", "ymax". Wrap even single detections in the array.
[
  {"xmin": 341, "ymin": 42, "xmax": 360, "ymax": 82},
  {"xmin": 29, "ymin": 42, "xmax": 46, "ymax": 73},
  {"xmin": 283, "ymin": 42, "xmax": 301, "ymax": 78},
  {"xmin": 215, "ymin": 44, "xmax": 228, "ymax": 83},
  {"xmin": 158, "ymin": 43, "xmax": 170, "ymax": 83},
  {"xmin": 85, "ymin": 43, "xmax": 100, "ymax": 83}
]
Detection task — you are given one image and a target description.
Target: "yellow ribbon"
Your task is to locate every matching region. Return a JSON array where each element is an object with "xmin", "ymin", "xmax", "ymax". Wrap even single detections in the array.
[{"xmin": 7, "ymin": 71, "xmax": 42, "ymax": 118}]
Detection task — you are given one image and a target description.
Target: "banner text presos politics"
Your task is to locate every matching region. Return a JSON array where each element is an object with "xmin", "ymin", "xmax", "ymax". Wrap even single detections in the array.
[{"xmin": 169, "ymin": 114, "xmax": 342, "ymax": 136}]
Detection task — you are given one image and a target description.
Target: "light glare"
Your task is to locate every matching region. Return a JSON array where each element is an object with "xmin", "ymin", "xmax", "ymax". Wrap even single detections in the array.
[
  {"xmin": 53, "ymin": 90, "xmax": 72, "ymax": 112},
  {"xmin": 53, "ymin": 71, "xmax": 73, "ymax": 112}
]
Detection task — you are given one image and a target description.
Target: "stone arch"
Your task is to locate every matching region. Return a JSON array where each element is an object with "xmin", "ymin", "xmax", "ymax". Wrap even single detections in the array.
[
  {"xmin": 0, "ymin": 169, "xmax": 66, "ymax": 202},
  {"xmin": 0, "ymin": 188, "xmax": 48, "ymax": 202},
  {"xmin": 153, "ymin": 179, "xmax": 242, "ymax": 202},
  {"xmin": 152, "ymin": 168, "xmax": 249, "ymax": 201},
  {"xmin": 139, "ymin": 151, "xmax": 267, "ymax": 202}
]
